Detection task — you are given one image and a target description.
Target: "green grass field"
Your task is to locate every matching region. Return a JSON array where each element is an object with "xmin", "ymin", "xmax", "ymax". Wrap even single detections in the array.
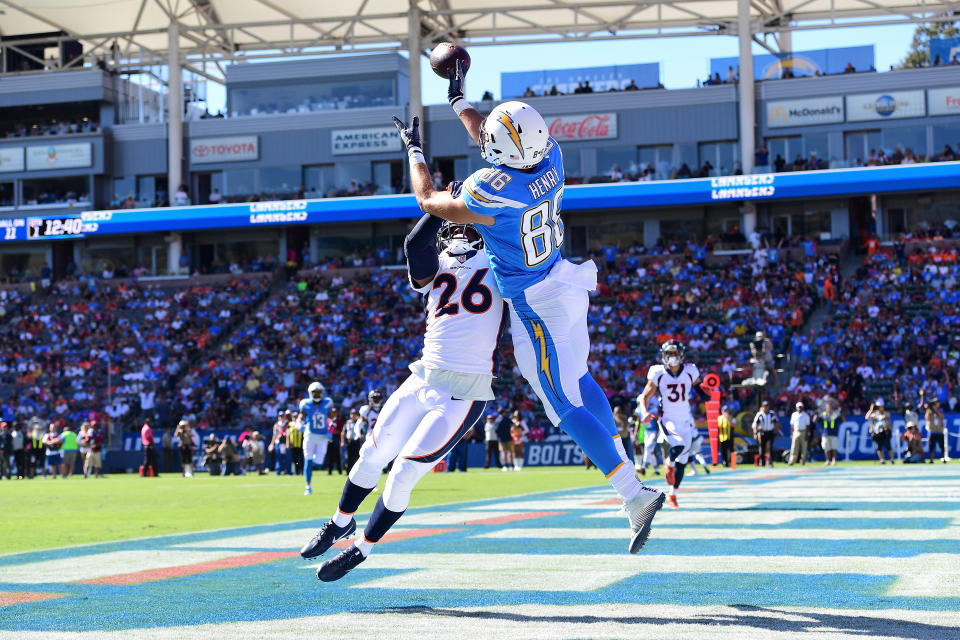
[
  {"xmin": 0, "ymin": 466, "xmax": 610, "ymax": 554},
  {"xmin": 0, "ymin": 460, "xmax": 895, "ymax": 555}
]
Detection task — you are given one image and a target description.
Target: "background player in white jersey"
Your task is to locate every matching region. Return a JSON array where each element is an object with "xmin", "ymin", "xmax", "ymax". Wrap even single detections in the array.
[
  {"xmin": 345, "ymin": 391, "xmax": 382, "ymax": 472},
  {"xmin": 300, "ymin": 205, "xmax": 506, "ymax": 582},
  {"xmin": 686, "ymin": 429, "xmax": 712, "ymax": 476},
  {"xmin": 638, "ymin": 340, "xmax": 704, "ymax": 508},
  {"xmin": 391, "ymin": 60, "xmax": 663, "ymax": 553},
  {"xmin": 635, "ymin": 394, "xmax": 662, "ymax": 476},
  {"xmin": 299, "ymin": 381, "xmax": 334, "ymax": 495}
]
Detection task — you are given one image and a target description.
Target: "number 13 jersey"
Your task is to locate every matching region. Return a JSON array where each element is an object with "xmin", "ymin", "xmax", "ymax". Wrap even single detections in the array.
[
  {"xmin": 411, "ymin": 250, "xmax": 506, "ymax": 398},
  {"xmin": 459, "ymin": 137, "xmax": 565, "ymax": 299},
  {"xmin": 647, "ymin": 363, "xmax": 700, "ymax": 423}
]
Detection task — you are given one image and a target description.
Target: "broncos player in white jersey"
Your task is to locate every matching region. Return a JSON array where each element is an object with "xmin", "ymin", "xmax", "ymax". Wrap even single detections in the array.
[
  {"xmin": 391, "ymin": 59, "xmax": 663, "ymax": 554},
  {"xmin": 638, "ymin": 340, "xmax": 705, "ymax": 508},
  {"xmin": 300, "ymin": 203, "xmax": 506, "ymax": 582}
]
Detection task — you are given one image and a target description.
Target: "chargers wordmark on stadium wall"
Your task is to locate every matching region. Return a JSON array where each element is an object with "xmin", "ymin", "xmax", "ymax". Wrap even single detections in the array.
[{"xmin": 2, "ymin": 163, "xmax": 958, "ymax": 243}]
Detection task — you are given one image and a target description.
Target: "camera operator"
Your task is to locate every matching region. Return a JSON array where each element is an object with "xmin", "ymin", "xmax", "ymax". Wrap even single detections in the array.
[
  {"xmin": 750, "ymin": 331, "xmax": 778, "ymax": 385},
  {"xmin": 866, "ymin": 399, "xmax": 894, "ymax": 464}
]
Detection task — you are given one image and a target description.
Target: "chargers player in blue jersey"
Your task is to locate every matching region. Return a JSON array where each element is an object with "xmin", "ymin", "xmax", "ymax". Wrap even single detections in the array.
[
  {"xmin": 391, "ymin": 61, "xmax": 665, "ymax": 553},
  {"xmin": 299, "ymin": 381, "xmax": 334, "ymax": 496}
]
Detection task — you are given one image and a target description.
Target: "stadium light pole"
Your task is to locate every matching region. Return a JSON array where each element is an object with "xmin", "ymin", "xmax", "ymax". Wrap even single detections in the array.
[
  {"xmin": 407, "ymin": 2, "xmax": 423, "ymax": 132},
  {"xmin": 167, "ymin": 20, "xmax": 183, "ymax": 206},
  {"xmin": 737, "ymin": 0, "xmax": 757, "ymax": 237}
]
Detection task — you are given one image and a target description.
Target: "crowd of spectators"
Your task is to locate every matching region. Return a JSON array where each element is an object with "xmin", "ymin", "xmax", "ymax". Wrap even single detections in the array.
[
  {"xmin": 756, "ymin": 141, "xmax": 960, "ymax": 175},
  {"xmin": 2, "ymin": 118, "xmax": 99, "ymax": 139},
  {"xmin": 701, "ymin": 61, "xmax": 878, "ymax": 87},
  {"xmin": 0, "ymin": 277, "xmax": 268, "ymax": 438},
  {"xmin": 0, "ymin": 227, "xmax": 956, "ymax": 469},
  {"xmin": 518, "ymin": 78, "xmax": 661, "ymax": 98},
  {"xmin": 783, "ymin": 237, "xmax": 960, "ymax": 417}
]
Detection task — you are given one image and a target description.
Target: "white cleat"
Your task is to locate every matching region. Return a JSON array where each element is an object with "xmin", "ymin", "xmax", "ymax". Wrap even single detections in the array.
[{"xmin": 623, "ymin": 486, "xmax": 666, "ymax": 554}]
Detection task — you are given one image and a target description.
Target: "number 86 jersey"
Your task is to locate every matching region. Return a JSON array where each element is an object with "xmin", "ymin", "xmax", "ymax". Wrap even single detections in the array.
[
  {"xmin": 459, "ymin": 137, "xmax": 565, "ymax": 300},
  {"xmin": 412, "ymin": 250, "xmax": 507, "ymax": 381},
  {"xmin": 647, "ymin": 362, "xmax": 700, "ymax": 423}
]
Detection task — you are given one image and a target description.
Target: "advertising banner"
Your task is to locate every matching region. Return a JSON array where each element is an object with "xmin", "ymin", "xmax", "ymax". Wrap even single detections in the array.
[
  {"xmin": 189, "ymin": 136, "xmax": 259, "ymax": 164},
  {"xmin": 766, "ymin": 96, "xmax": 844, "ymax": 128},
  {"xmin": 846, "ymin": 90, "xmax": 926, "ymax": 121},
  {"xmin": 501, "ymin": 63, "xmax": 660, "ymax": 98},
  {"xmin": 711, "ymin": 45, "xmax": 875, "ymax": 80},
  {"xmin": 25, "ymin": 142, "xmax": 92, "ymax": 170},
  {"xmin": 930, "ymin": 37, "xmax": 960, "ymax": 64},
  {"xmin": 927, "ymin": 87, "xmax": 960, "ymax": 117},
  {"xmin": 0, "ymin": 147, "xmax": 24, "ymax": 173},
  {"xmin": 331, "ymin": 127, "xmax": 402, "ymax": 155},
  {"xmin": 546, "ymin": 113, "xmax": 617, "ymax": 141}
]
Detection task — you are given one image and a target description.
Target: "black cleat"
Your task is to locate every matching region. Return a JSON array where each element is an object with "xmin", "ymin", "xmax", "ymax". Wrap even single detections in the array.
[
  {"xmin": 317, "ymin": 545, "xmax": 365, "ymax": 582},
  {"xmin": 300, "ymin": 518, "xmax": 356, "ymax": 559}
]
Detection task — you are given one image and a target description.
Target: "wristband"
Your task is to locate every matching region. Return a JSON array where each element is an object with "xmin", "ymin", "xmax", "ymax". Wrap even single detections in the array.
[
  {"xmin": 450, "ymin": 97, "xmax": 473, "ymax": 117},
  {"xmin": 408, "ymin": 147, "xmax": 425, "ymax": 165}
]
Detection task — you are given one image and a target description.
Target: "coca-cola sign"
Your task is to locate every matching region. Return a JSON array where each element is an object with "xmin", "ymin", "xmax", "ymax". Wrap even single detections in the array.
[
  {"xmin": 190, "ymin": 136, "xmax": 259, "ymax": 164},
  {"xmin": 547, "ymin": 113, "xmax": 618, "ymax": 141}
]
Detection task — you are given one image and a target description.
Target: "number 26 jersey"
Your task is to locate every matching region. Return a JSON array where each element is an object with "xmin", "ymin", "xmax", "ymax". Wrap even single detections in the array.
[
  {"xmin": 647, "ymin": 363, "xmax": 700, "ymax": 423},
  {"xmin": 459, "ymin": 137, "xmax": 565, "ymax": 300},
  {"xmin": 412, "ymin": 250, "xmax": 506, "ymax": 379}
]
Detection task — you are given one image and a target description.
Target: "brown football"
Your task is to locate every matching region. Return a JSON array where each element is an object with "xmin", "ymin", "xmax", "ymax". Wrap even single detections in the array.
[{"xmin": 429, "ymin": 42, "xmax": 470, "ymax": 79}]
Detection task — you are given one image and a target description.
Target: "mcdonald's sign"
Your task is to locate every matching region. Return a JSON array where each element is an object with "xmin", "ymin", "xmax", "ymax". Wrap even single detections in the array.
[{"xmin": 766, "ymin": 96, "xmax": 844, "ymax": 128}]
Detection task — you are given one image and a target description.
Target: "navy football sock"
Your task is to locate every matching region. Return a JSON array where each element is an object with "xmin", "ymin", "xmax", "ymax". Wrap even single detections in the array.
[
  {"xmin": 338, "ymin": 479, "xmax": 374, "ymax": 515},
  {"xmin": 673, "ymin": 459, "xmax": 686, "ymax": 490},
  {"xmin": 363, "ymin": 496, "xmax": 405, "ymax": 543}
]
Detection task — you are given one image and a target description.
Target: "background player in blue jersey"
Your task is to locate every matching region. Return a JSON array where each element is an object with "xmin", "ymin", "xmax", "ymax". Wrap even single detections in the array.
[
  {"xmin": 391, "ymin": 61, "xmax": 664, "ymax": 553},
  {"xmin": 299, "ymin": 381, "xmax": 334, "ymax": 495}
]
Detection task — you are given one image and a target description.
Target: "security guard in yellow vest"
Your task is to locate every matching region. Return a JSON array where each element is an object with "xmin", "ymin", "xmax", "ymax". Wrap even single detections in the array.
[{"xmin": 287, "ymin": 409, "xmax": 304, "ymax": 475}]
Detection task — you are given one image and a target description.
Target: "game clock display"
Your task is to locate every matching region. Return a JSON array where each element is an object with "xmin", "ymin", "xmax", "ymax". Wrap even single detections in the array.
[{"xmin": 27, "ymin": 216, "xmax": 87, "ymax": 240}]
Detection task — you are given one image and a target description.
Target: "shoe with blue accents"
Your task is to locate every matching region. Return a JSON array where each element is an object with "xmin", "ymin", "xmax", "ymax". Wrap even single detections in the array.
[
  {"xmin": 317, "ymin": 545, "xmax": 365, "ymax": 582},
  {"xmin": 303, "ymin": 486, "xmax": 312, "ymax": 495},
  {"xmin": 300, "ymin": 518, "xmax": 357, "ymax": 559},
  {"xmin": 624, "ymin": 486, "xmax": 665, "ymax": 554}
]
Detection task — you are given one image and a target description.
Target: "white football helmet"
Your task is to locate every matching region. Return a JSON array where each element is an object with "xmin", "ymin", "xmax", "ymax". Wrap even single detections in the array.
[
  {"xmin": 308, "ymin": 381, "xmax": 325, "ymax": 402},
  {"xmin": 479, "ymin": 101, "xmax": 549, "ymax": 169},
  {"xmin": 437, "ymin": 222, "xmax": 483, "ymax": 256}
]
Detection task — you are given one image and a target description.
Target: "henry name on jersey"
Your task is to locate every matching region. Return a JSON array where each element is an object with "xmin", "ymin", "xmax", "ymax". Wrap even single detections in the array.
[{"xmin": 526, "ymin": 163, "xmax": 562, "ymax": 200}]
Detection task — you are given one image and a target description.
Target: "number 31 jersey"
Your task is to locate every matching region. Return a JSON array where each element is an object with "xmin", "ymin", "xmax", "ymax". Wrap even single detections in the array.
[
  {"xmin": 412, "ymin": 250, "xmax": 506, "ymax": 378},
  {"xmin": 647, "ymin": 363, "xmax": 700, "ymax": 423},
  {"xmin": 459, "ymin": 137, "xmax": 565, "ymax": 300}
]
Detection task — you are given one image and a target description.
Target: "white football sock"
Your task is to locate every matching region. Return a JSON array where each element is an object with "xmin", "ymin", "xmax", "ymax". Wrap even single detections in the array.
[
  {"xmin": 612, "ymin": 436, "xmax": 630, "ymax": 463},
  {"xmin": 355, "ymin": 538, "xmax": 374, "ymax": 557},
  {"xmin": 332, "ymin": 509, "xmax": 353, "ymax": 528},
  {"xmin": 608, "ymin": 462, "xmax": 643, "ymax": 502}
]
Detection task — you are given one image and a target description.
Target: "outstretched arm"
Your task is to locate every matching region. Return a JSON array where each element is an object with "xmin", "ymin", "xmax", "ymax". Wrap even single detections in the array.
[
  {"xmin": 448, "ymin": 60, "xmax": 483, "ymax": 143},
  {"xmin": 405, "ymin": 212, "xmax": 443, "ymax": 288},
  {"xmin": 393, "ymin": 116, "xmax": 493, "ymax": 225}
]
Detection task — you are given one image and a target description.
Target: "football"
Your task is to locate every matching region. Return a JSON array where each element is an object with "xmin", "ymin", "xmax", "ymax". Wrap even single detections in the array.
[{"xmin": 429, "ymin": 42, "xmax": 470, "ymax": 79}]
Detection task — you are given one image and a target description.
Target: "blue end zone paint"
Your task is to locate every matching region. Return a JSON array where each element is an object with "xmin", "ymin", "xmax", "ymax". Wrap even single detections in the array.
[{"xmin": 0, "ymin": 468, "xmax": 958, "ymax": 632}]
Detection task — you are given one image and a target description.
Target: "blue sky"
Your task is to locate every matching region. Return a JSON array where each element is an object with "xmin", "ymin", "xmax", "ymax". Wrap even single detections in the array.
[{"xmin": 203, "ymin": 23, "xmax": 919, "ymax": 111}]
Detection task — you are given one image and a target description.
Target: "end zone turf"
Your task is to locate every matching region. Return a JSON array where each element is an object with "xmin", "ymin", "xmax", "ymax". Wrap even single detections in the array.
[{"xmin": 1, "ymin": 464, "xmax": 958, "ymax": 639}]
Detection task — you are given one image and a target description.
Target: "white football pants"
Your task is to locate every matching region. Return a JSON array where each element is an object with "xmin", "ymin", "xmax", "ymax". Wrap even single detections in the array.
[{"xmin": 348, "ymin": 373, "xmax": 486, "ymax": 512}]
